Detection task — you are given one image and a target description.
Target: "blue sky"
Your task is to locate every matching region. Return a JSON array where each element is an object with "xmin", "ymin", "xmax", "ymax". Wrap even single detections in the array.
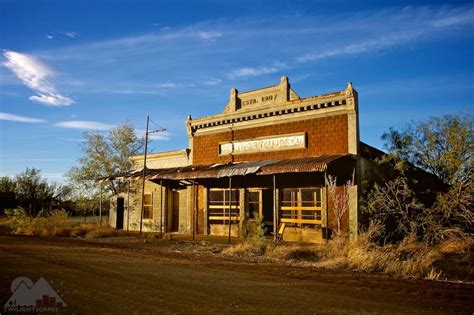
[{"xmin": 1, "ymin": 0, "xmax": 473, "ymax": 182}]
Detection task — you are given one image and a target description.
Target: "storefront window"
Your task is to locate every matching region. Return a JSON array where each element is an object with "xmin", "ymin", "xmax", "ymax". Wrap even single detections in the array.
[
  {"xmin": 281, "ymin": 188, "xmax": 322, "ymax": 227},
  {"xmin": 208, "ymin": 189, "xmax": 240, "ymax": 224}
]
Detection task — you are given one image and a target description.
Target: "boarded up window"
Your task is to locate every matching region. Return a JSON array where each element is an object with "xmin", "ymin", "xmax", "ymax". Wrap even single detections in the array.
[
  {"xmin": 281, "ymin": 188, "xmax": 322, "ymax": 227},
  {"xmin": 144, "ymin": 193, "xmax": 153, "ymax": 219},
  {"xmin": 208, "ymin": 189, "xmax": 240, "ymax": 224}
]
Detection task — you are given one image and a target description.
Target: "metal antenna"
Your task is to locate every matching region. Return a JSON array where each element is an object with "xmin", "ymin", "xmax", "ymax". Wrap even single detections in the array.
[{"xmin": 139, "ymin": 115, "xmax": 167, "ymax": 236}]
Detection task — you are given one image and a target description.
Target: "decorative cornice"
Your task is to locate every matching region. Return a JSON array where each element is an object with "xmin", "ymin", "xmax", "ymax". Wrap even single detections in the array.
[{"xmin": 188, "ymin": 93, "xmax": 354, "ymax": 134}]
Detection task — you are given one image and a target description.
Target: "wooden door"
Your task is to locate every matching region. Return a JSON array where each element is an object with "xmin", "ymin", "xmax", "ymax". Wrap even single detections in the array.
[
  {"xmin": 116, "ymin": 197, "xmax": 124, "ymax": 229},
  {"xmin": 171, "ymin": 191, "xmax": 180, "ymax": 232}
]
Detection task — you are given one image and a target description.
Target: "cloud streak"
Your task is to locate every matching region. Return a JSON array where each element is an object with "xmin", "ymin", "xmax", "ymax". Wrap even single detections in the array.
[
  {"xmin": 55, "ymin": 120, "xmax": 114, "ymax": 130},
  {"xmin": 0, "ymin": 112, "xmax": 46, "ymax": 123},
  {"xmin": 136, "ymin": 129, "xmax": 171, "ymax": 141},
  {"xmin": 45, "ymin": 32, "xmax": 77, "ymax": 40},
  {"xmin": 27, "ymin": 5, "xmax": 474, "ymax": 94},
  {"xmin": 295, "ymin": 6, "xmax": 474, "ymax": 63},
  {"xmin": 228, "ymin": 62, "xmax": 287, "ymax": 79},
  {"xmin": 2, "ymin": 50, "xmax": 74, "ymax": 106}
]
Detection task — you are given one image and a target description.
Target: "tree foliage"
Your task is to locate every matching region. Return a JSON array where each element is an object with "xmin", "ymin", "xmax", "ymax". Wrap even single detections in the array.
[
  {"xmin": 1, "ymin": 168, "xmax": 72, "ymax": 216},
  {"xmin": 68, "ymin": 122, "xmax": 145, "ymax": 196},
  {"xmin": 0, "ymin": 176, "xmax": 16, "ymax": 193},
  {"xmin": 370, "ymin": 114, "xmax": 473, "ymax": 244},
  {"xmin": 381, "ymin": 114, "xmax": 472, "ymax": 185}
]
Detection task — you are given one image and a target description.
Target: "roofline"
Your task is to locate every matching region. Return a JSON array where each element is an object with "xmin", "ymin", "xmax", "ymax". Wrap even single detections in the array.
[
  {"xmin": 238, "ymin": 84, "xmax": 278, "ymax": 95},
  {"xmin": 130, "ymin": 149, "xmax": 190, "ymax": 161},
  {"xmin": 187, "ymin": 83, "xmax": 356, "ymax": 127}
]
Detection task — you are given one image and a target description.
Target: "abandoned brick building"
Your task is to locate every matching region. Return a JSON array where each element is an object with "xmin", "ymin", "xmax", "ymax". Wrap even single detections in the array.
[{"xmin": 108, "ymin": 76, "xmax": 380, "ymax": 243}]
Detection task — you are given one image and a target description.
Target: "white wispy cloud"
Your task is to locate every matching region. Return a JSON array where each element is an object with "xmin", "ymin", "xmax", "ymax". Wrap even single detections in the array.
[
  {"xmin": 296, "ymin": 6, "xmax": 474, "ymax": 63},
  {"xmin": 202, "ymin": 78, "xmax": 222, "ymax": 86},
  {"xmin": 228, "ymin": 62, "xmax": 287, "ymax": 79},
  {"xmin": 28, "ymin": 5, "xmax": 474, "ymax": 95},
  {"xmin": 2, "ymin": 50, "xmax": 75, "ymax": 106},
  {"xmin": 154, "ymin": 82, "xmax": 182, "ymax": 88},
  {"xmin": 64, "ymin": 32, "xmax": 77, "ymax": 38},
  {"xmin": 45, "ymin": 32, "xmax": 77, "ymax": 40},
  {"xmin": 136, "ymin": 129, "xmax": 171, "ymax": 141},
  {"xmin": 198, "ymin": 31, "xmax": 222, "ymax": 40},
  {"xmin": 0, "ymin": 112, "xmax": 46, "ymax": 123},
  {"xmin": 55, "ymin": 120, "xmax": 114, "ymax": 130},
  {"xmin": 296, "ymin": 30, "xmax": 423, "ymax": 63}
]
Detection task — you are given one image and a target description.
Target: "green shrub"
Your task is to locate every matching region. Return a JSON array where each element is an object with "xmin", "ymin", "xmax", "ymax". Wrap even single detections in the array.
[
  {"xmin": 246, "ymin": 214, "xmax": 266, "ymax": 254},
  {"xmin": 6, "ymin": 208, "xmax": 70, "ymax": 236},
  {"xmin": 5, "ymin": 208, "xmax": 30, "ymax": 233}
]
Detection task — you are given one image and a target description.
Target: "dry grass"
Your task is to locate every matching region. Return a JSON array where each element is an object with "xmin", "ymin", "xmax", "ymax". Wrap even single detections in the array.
[
  {"xmin": 438, "ymin": 237, "xmax": 472, "ymax": 254},
  {"xmin": 5, "ymin": 208, "xmax": 118, "ymax": 239},
  {"xmin": 311, "ymin": 231, "xmax": 445, "ymax": 279},
  {"xmin": 222, "ymin": 242, "xmax": 265, "ymax": 257},
  {"xmin": 225, "ymin": 224, "xmax": 469, "ymax": 280},
  {"xmin": 266, "ymin": 244, "xmax": 322, "ymax": 261},
  {"xmin": 84, "ymin": 227, "xmax": 118, "ymax": 239}
]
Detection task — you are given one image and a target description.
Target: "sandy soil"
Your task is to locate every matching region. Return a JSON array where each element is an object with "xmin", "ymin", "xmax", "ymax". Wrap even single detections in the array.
[{"xmin": 0, "ymin": 235, "xmax": 472, "ymax": 314}]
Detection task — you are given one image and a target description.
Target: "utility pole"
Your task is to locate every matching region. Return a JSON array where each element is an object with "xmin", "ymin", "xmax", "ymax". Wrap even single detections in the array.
[
  {"xmin": 139, "ymin": 115, "xmax": 167, "ymax": 236},
  {"xmin": 99, "ymin": 182, "xmax": 103, "ymax": 227}
]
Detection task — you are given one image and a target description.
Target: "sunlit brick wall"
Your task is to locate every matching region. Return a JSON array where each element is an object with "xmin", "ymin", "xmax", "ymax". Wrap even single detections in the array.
[{"xmin": 192, "ymin": 114, "xmax": 349, "ymax": 165}]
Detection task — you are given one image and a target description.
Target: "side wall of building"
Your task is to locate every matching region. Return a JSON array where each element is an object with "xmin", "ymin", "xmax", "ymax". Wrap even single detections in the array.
[{"xmin": 110, "ymin": 181, "xmax": 190, "ymax": 234}]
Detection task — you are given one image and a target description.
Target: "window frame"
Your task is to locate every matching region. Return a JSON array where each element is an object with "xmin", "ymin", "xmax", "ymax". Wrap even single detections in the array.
[
  {"xmin": 280, "ymin": 188, "xmax": 322, "ymax": 227},
  {"xmin": 247, "ymin": 189, "xmax": 262, "ymax": 220},
  {"xmin": 143, "ymin": 192, "xmax": 153, "ymax": 219},
  {"xmin": 208, "ymin": 188, "xmax": 240, "ymax": 223}
]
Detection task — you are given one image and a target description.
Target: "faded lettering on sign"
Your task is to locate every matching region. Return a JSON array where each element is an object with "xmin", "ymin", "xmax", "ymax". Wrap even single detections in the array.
[{"xmin": 219, "ymin": 133, "xmax": 306, "ymax": 155}]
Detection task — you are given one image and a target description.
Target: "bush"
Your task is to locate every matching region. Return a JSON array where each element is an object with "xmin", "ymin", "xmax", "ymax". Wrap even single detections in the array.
[
  {"xmin": 5, "ymin": 208, "xmax": 30, "ymax": 233},
  {"xmin": 5, "ymin": 208, "xmax": 71, "ymax": 236},
  {"xmin": 265, "ymin": 223, "xmax": 450, "ymax": 280},
  {"xmin": 223, "ymin": 215, "xmax": 267, "ymax": 257}
]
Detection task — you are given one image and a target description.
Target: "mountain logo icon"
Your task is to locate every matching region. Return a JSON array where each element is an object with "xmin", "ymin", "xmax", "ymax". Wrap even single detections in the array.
[{"xmin": 4, "ymin": 276, "xmax": 67, "ymax": 312}]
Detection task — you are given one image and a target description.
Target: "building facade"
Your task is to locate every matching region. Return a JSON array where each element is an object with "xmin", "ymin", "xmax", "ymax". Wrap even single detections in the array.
[{"xmin": 110, "ymin": 76, "xmax": 367, "ymax": 242}]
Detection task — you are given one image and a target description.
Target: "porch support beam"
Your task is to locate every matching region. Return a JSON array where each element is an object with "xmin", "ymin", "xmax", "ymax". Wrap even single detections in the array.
[
  {"xmin": 273, "ymin": 175, "xmax": 277, "ymax": 241},
  {"xmin": 228, "ymin": 177, "xmax": 232, "ymax": 244}
]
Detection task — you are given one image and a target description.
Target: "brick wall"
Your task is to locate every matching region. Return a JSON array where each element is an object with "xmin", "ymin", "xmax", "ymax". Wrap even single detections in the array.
[{"xmin": 193, "ymin": 114, "xmax": 349, "ymax": 165}]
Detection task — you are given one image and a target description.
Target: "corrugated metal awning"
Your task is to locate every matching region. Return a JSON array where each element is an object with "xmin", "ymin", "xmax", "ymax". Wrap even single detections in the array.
[
  {"xmin": 96, "ymin": 154, "xmax": 350, "ymax": 182},
  {"xmin": 258, "ymin": 155, "xmax": 343, "ymax": 175},
  {"xmin": 216, "ymin": 160, "xmax": 277, "ymax": 178}
]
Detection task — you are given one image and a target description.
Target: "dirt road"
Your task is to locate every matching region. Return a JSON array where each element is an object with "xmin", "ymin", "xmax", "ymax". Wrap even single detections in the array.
[{"xmin": 0, "ymin": 235, "xmax": 472, "ymax": 314}]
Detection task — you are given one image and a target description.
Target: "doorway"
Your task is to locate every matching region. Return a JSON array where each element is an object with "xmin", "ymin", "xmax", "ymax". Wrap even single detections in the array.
[
  {"xmin": 171, "ymin": 191, "xmax": 180, "ymax": 232},
  {"xmin": 247, "ymin": 189, "xmax": 273, "ymax": 234},
  {"xmin": 116, "ymin": 197, "xmax": 124, "ymax": 229}
]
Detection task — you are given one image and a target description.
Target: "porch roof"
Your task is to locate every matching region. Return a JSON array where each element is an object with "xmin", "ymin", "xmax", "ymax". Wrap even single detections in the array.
[{"xmin": 96, "ymin": 154, "xmax": 350, "ymax": 182}]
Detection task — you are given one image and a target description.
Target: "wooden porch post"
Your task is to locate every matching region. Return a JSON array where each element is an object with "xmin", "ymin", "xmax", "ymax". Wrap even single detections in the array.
[
  {"xmin": 127, "ymin": 180, "xmax": 130, "ymax": 236},
  {"xmin": 160, "ymin": 180, "xmax": 164, "ymax": 238},
  {"xmin": 273, "ymin": 175, "xmax": 277, "ymax": 241},
  {"xmin": 192, "ymin": 181, "xmax": 195, "ymax": 241},
  {"xmin": 99, "ymin": 182, "xmax": 103, "ymax": 227},
  {"xmin": 228, "ymin": 177, "xmax": 232, "ymax": 244}
]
